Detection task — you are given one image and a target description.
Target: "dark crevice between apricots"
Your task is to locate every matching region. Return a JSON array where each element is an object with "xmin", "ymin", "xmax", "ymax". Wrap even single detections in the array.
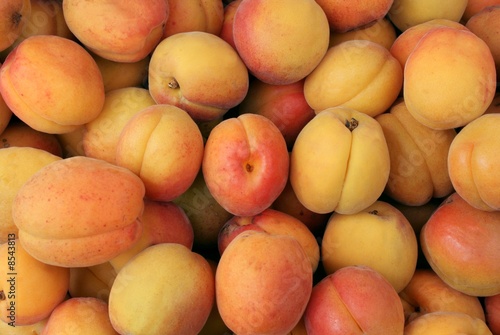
[{"xmin": 345, "ymin": 118, "xmax": 359, "ymax": 131}]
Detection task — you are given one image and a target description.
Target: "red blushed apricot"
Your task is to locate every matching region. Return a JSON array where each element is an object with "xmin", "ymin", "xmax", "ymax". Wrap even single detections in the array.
[
  {"xmin": 12, "ymin": 156, "xmax": 145, "ymax": 268},
  {"xmin": 62, "ymin": 0, "xmax": 168, "ymax": 62},
  {"xmin": 238, "ymin": 79, "xmax": 316, "ymax": 150},
  {"xmin": 304, "ymin": 265, "xmax": 405, "ymax": 335},
  {"xmin": 202, "ymin": 113, "xmax": 289, "ymax": 217},
  {"xmin": 421, "ymin": 192, "xmax": 500, "ymax": 297},
  {"xmin": 0, "ymin": 35, "xmax": 105, "ymax": 134},
  {"xmin": 316, "ymin": 0, "xmax": 393, "ymax": 33},
  {"xmin": 216, "ymin": 231, "xmax": 313, "ymax": 335}
]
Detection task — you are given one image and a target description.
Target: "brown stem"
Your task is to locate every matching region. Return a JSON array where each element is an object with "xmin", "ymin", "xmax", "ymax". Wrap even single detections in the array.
[{"xmin": 345, "ymin": 118, "xmax": 359, "ymax": 131}]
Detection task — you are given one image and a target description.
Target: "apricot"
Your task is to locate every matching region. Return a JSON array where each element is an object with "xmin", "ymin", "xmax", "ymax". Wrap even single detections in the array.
[
  {"xmin": 404, "ymin": 311, "xmax": 492, "ymax": 335},
  {"xmin": 219, "ymin": 0, "xmax": 242, "ymax": 49},
  {"xmin": 163, "ymin": 0, "xmax": 224, "ymax": 38},
  {"xmin": 202, "ymin": 113, "xmax": 289, "ymax": 217},
  {"xmin": 316, "ymin": 0, "xmax": 393, "ymax": 33},
  {"xmin": 0, "ymin": 121, "xmax": 62, "ymax": 156},
  {"xmin": 403, "ymin": 27, "xmax": 497, "ymax": 130},
  {"xmin": 271, "ymin": 179, "xmax": 330, "ymax": 235},
  {"xmin": 115, "ymin": 104, "xmax": 204, "ymax": 202},
  {"xmin": 388, "ymin": 0, "xmax": 468, "ymax": 31},
  {"xmin": 216, "ymin": 231, "xmax": 313, "ymax": 335},
  {"xmin": 62, "ymin": 0, "xmax": 168, "ymax": 62},
  {"xmin": 304, "ymin": 265, "xmax": 405, "ymax": 335},
  {"xmin": 421, "ymin": 192, "xmax": 500, "ymax": 297},
  {"xmin": 238, "ymin": 78, "xmax": 315, "ymax": 150},
  {"xmin": 109, "ymin": 199, "xmax": 194, "ymax": 272},
  {"xmin": 0, "ymin": 147, "xmax": 61, "ymax": 244},
  {"xmin": 2, "ymin": 0, "xmax": 74, "ymax": 54},
  {"xmin": 329, "ymin": 17, "xmax": 397, "ymax": 50},
  {"xmin": 69, "ymin": 262, "xmax": 117, "ymax": 303},
  {"xmin": 290, "ymin": 107, "xmax": 390, "ymax": 214},
  {"xmin": 232, "ymin": 0, "xmax": 330, "ymax": 85},
  {"xmin": 148, "ymin": 31, "xmax": 249, "ymax": 121},
  {"xmin": 0, "ymin": 316, "xmax": 46, "ymax": 334},
  {"xmin": 466, "ymin": 6, "xmax": 500, "ymax": 79},
  {"xmin": 389, "ymin": 19, "xmax": 469, "ymax": 70},
  {"xmin": 12, "ymin": 156, "xmax": 145, "ymax": 267},
  {"xmin": 0, "ymin": 35, "xmax": 105, "ymax": 134},
  {"xmin": 485, "ymin": 294, "xmax": 500, "ymax": 334},
  {"xmin": 108, "ymin": 243, "xmax": 214, "ymax": 335},
  {"xmin": 304, "ymin": 40, "xmax": 403, "ymax": 118},
  {"xmin": 0, "ymin": 239, "xmax": 69, "ymax": 326},
  {"xmin": 0, "ymin": 0, "xmax": 31, "ymax": 52},
  {"xmin": 462, "ymin": 0, "xmax": 500, "ymax": 22},
  {"xmin": 321, "ymin": 201, "xmax": 418, "ymax": 293},
  {"xmin": 399, "ymin": 269, "xmax": 486, "ymax": 323},
  {"xmin": 376, "ymin": 98, "xmax": 456, "ymax": 206},
  {"xmin": 218, "ymin": 208, "xmax": 320, "ymax": 272},
  {"xmin": 83, "ymin": 87, "xmax": 156, "ymax": 164},
  {"xmin": 41, "ymin": 297, "xmax": 118, "ymax": 335},
  {"xmin": 448, "ymin": 113, "xmax": 500, "ymax": 211},
  {"xmin": 91, "ymin": 53, "xmax": 149, "ymax": 92},
  {"xmin": 0, "ymin": 86, "xmax": 12, "ymax": 134},
  {"xmin": 55, "ymin": 126, "xmax": 85, "ymax": 157}
]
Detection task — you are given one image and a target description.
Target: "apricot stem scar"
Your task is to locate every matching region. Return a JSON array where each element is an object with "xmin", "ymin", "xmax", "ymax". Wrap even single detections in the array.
[
  {"xmin": 12, "ymin": 12, "xmax": 22, "ymax": 26},
  {"xmin": 0, "ymin": 291, "xmax": 5, "ymax": 300},
  {"xmin": 369, "ymin": 210, "xmax": 379, "ymax": 215},
  {"xmin": 345, "ymin": 118, "xmax": 359, "ymax": 131},
  {"xmin": 246, "ymin": 163, "xmax": 254, "ymax": 172},
  {"xmin": 168, "ymin": 78, "xmax": 179, "ymax": 89}
]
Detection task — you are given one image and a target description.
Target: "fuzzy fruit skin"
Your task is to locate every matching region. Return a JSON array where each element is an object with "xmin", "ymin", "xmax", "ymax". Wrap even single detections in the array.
[
  {"xmin": 232, "ymin": 0, "xmax": 330, "ymax": 85},
  {"xmin": 0, "ymin": 35, "xmax": 105, "ymax": 134},
  {"xmin": 447, "ymin": 104, "xmax": 500, "ymax": 211},
  {"xmin": 421, "ymin": 192, "xmax": 500, "ymax": 297},
  {"xmin": 304, "ymin": 265, "xmax": 405, "ymax": 335},
  {"xmin": 321, "ymin": 200, "xmax": 418, "ymax": 293},
  {"xmin": 0, "ymin": 240, "xmax": 70, "ymax": 326},
  {"xmin": 62, "ymin": 0, "xmax": 168, "ymax": 62},
  {"xmin": 290, "ymin": 106, "xmax": 390, "ymax": 215},
  {"xmin": 403, "ymin": 311, "xmax": 493, "ymax": 335},
  {"xmin": 216, "ymin": 231, "xmax": 313, "ymax": 335},
  {"xmin": 148, "ymin": 31, "xmax": 249, "ymax": 122},
  {"xmin": 403, "ymin": 27, "xmax": 496, "ymax": 130},
  {"xmin": 0, "ymin": 0, "xmax": 31, "ymax": 51},
  {"xmin": 108, "ymin": 243, "xmax": 215, "ymax": 335},
  {"xmin": 12, "ymin": 156, "xmax": 145, "ymax": 268},
  {"xmin": 202, "ymin": 113, "xmax": 289, "ymax": 217}
]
